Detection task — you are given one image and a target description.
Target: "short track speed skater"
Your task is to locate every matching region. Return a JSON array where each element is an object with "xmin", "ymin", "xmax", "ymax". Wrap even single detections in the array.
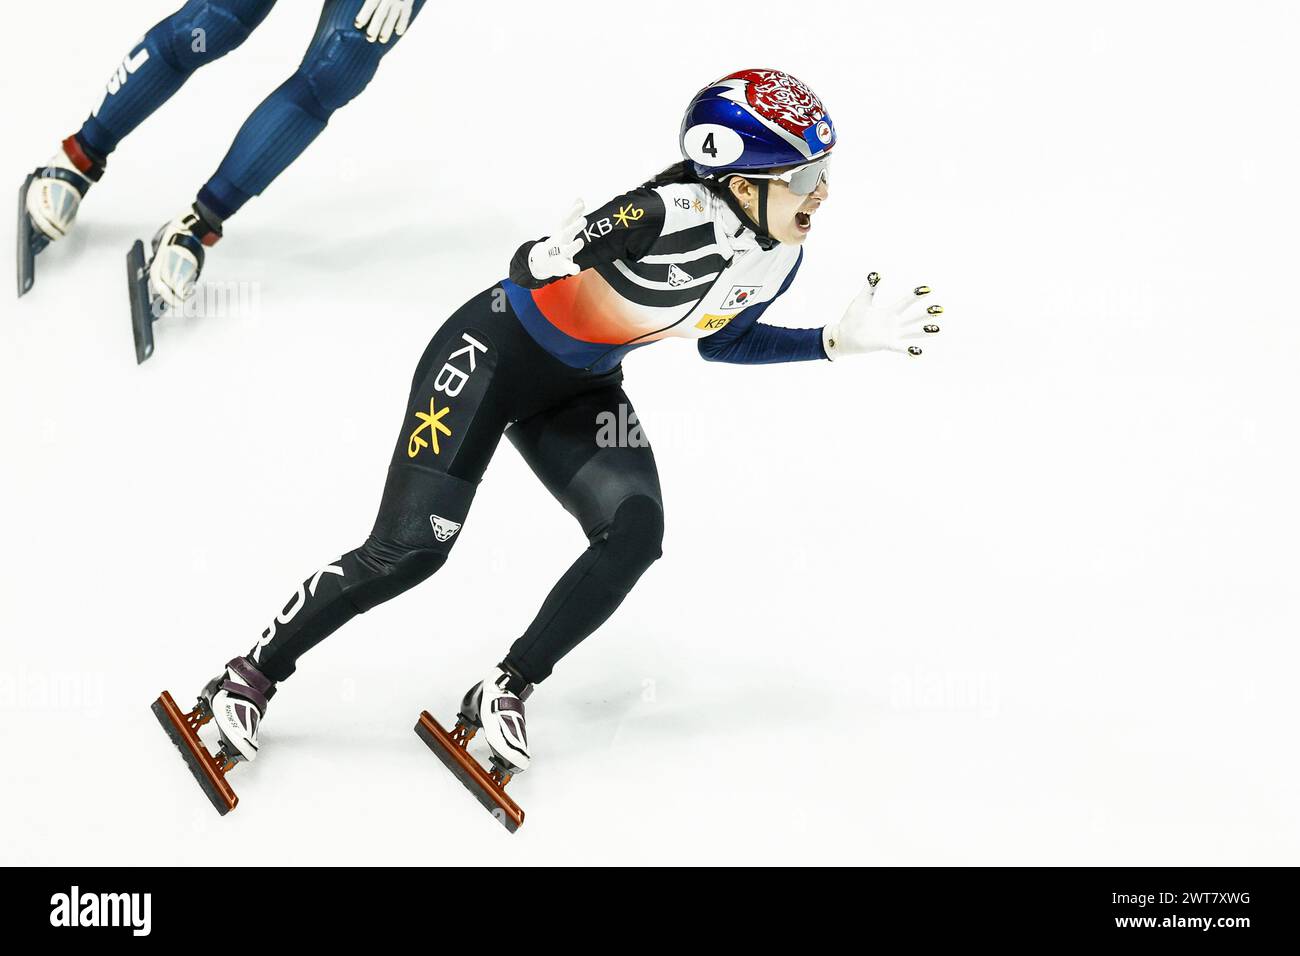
[{"xmin": 416, "ymin": 669, "xmax": 532, "ymax": 833}]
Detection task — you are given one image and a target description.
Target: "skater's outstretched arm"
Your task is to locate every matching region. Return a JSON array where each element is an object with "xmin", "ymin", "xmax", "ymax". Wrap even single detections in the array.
[
  {"xmin": 696, "ymin": 250, "xmax": 828, "ymax": 364},
  {"xmin": 699, "ymin": 269, "xmax": 945, "ymax": 363}
]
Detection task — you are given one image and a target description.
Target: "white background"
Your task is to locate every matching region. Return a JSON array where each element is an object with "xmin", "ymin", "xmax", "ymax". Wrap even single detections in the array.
[{"xmin": 1, "ymin": 0, "xmax": 1297, "ymax": 865}]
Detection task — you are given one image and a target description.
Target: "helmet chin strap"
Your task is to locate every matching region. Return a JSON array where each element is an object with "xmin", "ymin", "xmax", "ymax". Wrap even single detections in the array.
[{"xmin": 719, "ymin": 176, "xmax": 779, "ymax": 250}]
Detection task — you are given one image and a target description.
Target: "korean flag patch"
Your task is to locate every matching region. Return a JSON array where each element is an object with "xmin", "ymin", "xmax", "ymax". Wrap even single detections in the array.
[{"xmin": 722, "ymin": 285, "xmax": 762, "ymax": 310}]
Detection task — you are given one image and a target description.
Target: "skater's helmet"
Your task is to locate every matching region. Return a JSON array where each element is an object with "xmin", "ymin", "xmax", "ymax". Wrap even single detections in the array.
[{"xmin": 679, "ymin": 69, "xmax": 836, "ymax": 183}]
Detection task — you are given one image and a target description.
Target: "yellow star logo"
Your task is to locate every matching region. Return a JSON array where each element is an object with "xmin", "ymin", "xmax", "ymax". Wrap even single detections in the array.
[
  {"xmin": 408, "ymin": 397, "xmax": 452, "ymax": 458},
  {"xmin": 613, "ymin": 203, "xmax": 645, "ymax": 228}
]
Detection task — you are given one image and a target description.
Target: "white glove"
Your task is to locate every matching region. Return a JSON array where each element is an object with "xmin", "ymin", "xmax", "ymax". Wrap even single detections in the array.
[
  {"xmin": 822, "ymin": 272, "xmax": 943, "ymax": 359},
  {"xmin": 355, "ymin": 0, "xmax": 415, "ymax": 43},
  {"xmin": 526, "ymin": 199, "xmax": 587, "ymax": 282}
]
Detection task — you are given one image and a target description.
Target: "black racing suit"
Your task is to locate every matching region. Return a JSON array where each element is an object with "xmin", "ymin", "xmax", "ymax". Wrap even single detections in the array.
[{"xmin": 248, "ymin": 178, "xmax": 826, "ymax": 689}]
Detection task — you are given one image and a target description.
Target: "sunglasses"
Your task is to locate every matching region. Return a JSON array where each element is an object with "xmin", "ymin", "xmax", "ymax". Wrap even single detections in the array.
[{"xmin": 738, "ymin": 156, "xmax": 831, "ymax": 196}]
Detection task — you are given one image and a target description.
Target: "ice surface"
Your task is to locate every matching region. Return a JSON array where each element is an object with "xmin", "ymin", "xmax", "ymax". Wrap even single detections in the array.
[{"xmin": 1, "ymin": 0, "xmax": 1297, "ymax": 865}]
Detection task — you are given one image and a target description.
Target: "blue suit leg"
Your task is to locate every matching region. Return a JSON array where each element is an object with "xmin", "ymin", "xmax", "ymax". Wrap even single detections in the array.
[
  {"xmin": 77, "ymin": 0, "xmax": 278, "ymax": 160},
  {"xmin": 197, "ymin": 0, "xmax": 427, "ymax": 221}
]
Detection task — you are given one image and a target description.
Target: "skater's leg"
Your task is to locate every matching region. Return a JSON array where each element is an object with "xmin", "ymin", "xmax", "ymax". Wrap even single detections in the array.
[
  {"xmin": 501, "ymin": 387, "xmax": 664, "ymax": 686},
  {"xmin": 249, "ymin": 286, "xmax": 506, "ymax": 681},
  {"xmin": 248, "ymin": 471, "xmax": 475, "ymax": 682},
  {"xmin": 22, "ymin": 0, "xmax": 276, "ymax": 260},
  {"xmin": 196, "ymin": 0, "xmax": 428, "ymax": 221},
  {"xmin": 139, "ymin": 0, "xmax": 426, "ymax": 313},
  {"xmin": 76, "ymin": 0, "xmax": 279, "ymax": 160}
]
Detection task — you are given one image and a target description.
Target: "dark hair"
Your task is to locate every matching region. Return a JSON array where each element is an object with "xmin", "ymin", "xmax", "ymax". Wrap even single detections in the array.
[
  {"xmin": 648, "ymin": 160, "xmax": 778, "ymax": 244},
  {"xmin": 644, "ymin": 160, "xmax": 730, "ymax": 196}
]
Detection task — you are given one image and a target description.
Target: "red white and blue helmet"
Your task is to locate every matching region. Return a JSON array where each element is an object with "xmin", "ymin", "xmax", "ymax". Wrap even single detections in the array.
[{"xmin": 680, "ymin": 68, "xmax": 836, "ymax": 178}]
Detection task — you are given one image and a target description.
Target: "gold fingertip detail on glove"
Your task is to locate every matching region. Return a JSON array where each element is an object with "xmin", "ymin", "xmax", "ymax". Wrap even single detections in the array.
[
  {"xmin": 914, "ymin": 285, "xmax": 931, "ymax": 296},
  {"xmin": 908, "ymin": 346, "xmax": 923, "ymax": 356},
  {"xmin": 868, "ymin": 272, "xmax": 881, "ymax": 288},
  {"xmin": 927, "ymin": 304, "xmax": 943, "ymax": 314},
  {"xmin": 924, "ymin": 324, "xmax": 940, "ymax": 334}
]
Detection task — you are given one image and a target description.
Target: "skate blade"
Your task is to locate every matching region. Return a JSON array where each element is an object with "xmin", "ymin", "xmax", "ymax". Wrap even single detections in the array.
[
  {"xmin": 152, "ymin": 690, "xmax": 238, "ymax": 816},
  {"xmin": 126, "ymin": 240, "xmax": 160, "ymax": 364},
  {"xmin": 416, "ymin": 712, "xmax": 524, "ymax": 833},
  {"xmin": 17, "ymin": 173, "xmax": 41, "ymax": 299}
]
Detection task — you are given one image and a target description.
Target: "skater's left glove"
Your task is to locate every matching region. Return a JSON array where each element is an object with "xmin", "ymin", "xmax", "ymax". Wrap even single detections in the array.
[
  {"xmin": 526, "ymin": 199, "xmax": 587, "ymax": 282},
  {"xmin": 355, "ymin": 0, "xmax": 415, "ymax": 43},
  {"xmin": 822, "ymin": 272, "xmax": 944, "ymax": 359}
]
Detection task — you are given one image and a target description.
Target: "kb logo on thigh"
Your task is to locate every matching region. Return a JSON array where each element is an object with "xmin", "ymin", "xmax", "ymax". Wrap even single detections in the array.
[{"xmin": 408, "ymin": 332, "xmax": 489, "ymax": 459}]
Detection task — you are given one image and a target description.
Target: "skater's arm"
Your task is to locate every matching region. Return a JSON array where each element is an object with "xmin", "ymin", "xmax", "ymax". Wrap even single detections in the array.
[
  {"xmin": 820, "ymin": 273, "xmax": 944, "ymax": 360},
  {"xmin": 510, "ymin": 188, "xmax": 666, "ymax": 289},
  {"xmin": 698, "ymin": 252, "xmax": 828, "ymax": 364}
]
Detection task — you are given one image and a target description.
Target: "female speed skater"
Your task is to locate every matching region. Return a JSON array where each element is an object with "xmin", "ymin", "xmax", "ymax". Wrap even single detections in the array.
[
  {"xmin": 17, "ymin": 0, "xmax": 424, "ymax": 361},
  {"xmin": 152, "ymin": 68, "xmax": 947, "ymax": 829}
]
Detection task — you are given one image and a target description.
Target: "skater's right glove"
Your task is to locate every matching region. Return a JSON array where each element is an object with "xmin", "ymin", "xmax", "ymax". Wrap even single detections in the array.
[
  {"xmin": 822, "ymin": 273, "xmax": 944, "ymax": 359},
  {"xmin": 355, "ymin": 0, "xmax": 415, "ymax": 43},
  {"xmin": 526, "ymin": 199, "xmax": 587, "ymax": 282}
]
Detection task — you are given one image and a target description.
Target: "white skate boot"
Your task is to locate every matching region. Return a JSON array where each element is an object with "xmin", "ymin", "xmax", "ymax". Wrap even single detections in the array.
[
  {"xmin": 201, "ymin": 655, "xmax": 275, "ymax": 762},
  {"xmin": 414, "ymin": 665, "xmax": 534, "ymax": 832},
  {"xmin": 147, "ymin": 207, "xmax": 223, "ymax": 310},
  {"xmin": 126, "ymin": 203, "xmax": 223, "ymax": 362},
  {"xmin": 17, "ymin": 136, "xmax": 104, "ymax": 296},
  {"xmin": 462, "ymin": 667, "xmax": 532, "ymax": 773},
  {"xmin": 26, "ymin": 149, "xmax": 92, "ymax": 242}
]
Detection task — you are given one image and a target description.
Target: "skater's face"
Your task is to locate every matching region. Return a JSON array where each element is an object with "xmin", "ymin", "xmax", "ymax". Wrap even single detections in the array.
[{"xmin": 728, "ymin": 161, "xmax": 831, "ymax": 246}]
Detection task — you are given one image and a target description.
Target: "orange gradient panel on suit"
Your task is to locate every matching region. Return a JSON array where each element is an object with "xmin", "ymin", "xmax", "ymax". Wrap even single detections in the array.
[{"xmin": 532, "ymin": 272, "xmax": 674, "ymax": 344}]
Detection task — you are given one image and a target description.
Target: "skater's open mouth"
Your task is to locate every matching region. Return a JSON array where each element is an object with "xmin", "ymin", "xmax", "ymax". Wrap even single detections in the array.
[{"xmin": 795, "ymin": 210, "xmax": 813, "ymax": 233}]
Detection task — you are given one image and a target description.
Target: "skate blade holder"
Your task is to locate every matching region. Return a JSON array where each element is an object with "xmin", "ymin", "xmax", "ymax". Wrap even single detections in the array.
[
  {"xmin": 17, "ymin": 171, "xmax": 48, "ymax": 299},
  {"xmin": 416, "ymin": 712, "xmax": 525, "ymax": 833},
  {"xmin": 152, "ymin": 690, "xmax": 239, "ymax": 815},
  {"xmin": 126, "ymin": 240, "xmax": 162, "ymax": 364}
]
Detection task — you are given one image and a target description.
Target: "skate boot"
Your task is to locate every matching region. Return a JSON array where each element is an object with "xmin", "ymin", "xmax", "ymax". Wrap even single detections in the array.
[
  {"xmin": 126, "ymin": 203, "xmax": 223, "ymax": 363},
  {"xmin": 17, "ymin": 136, "xmax": 104, "ymax": 297},
  {"xmin": 415, "ymin": 665, "xmax": 534, "ymax": 832},
  {"xmin": 152, "ymin": 656, "xmax": 275, "ymax": 815},
  {"xmin": 466, "ymin": 667, "xmax": 532, "ymax": 773}
]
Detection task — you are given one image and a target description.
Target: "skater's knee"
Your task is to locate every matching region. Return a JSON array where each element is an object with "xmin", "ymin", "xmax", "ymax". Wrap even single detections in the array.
[
  {"xmin": 155, "ymin": 0, "xmax": 270, "ymax": 73},
  {"xmin": 348, "ymin": 538, "xmax": 447, "ymax": 612},
  {"xmin": 597, "ymin": 495, "xmax": 664, "ymax": 583},
  {"xmin": 296, "ymin": 30, "xmax": 384, "ymax": 116}
]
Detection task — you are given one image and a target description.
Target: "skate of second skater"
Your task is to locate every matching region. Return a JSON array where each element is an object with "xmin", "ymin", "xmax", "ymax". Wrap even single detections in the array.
[
  {"xmin": 154, "ymin": 68, "xmax": 947, "ymax": 829},
  {"xmin": 16, "ymin": 0, "xmax": 425, "ymax": 359}
]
